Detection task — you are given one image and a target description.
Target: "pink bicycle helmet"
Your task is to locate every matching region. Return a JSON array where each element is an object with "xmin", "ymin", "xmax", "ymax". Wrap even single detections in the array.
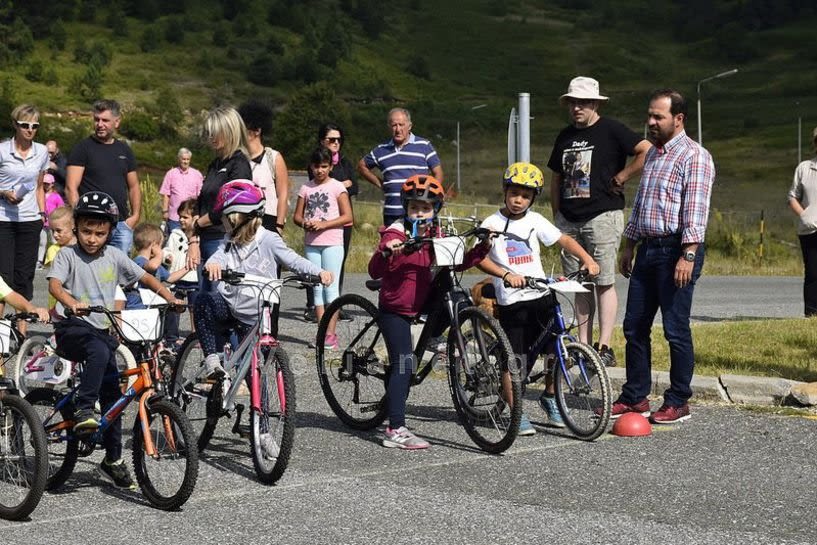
[{"xmin": 214, "ymin": 180, "xmax": 265, "ymax": 216}]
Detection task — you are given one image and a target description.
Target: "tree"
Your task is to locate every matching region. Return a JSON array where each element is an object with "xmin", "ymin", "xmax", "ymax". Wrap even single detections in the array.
[{"xmin": 273, "ymin": 82, "xmax": 350, "ymax": 166}]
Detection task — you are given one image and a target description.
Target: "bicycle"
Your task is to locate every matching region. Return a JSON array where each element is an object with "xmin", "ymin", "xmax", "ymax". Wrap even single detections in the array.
[
  {"xmin": 0, "ymin": 313, "xmax": 48, "ymax": 521},
  {"xmin": 25, "ymin": 305, "xmax": 199, "ymax": 511},
  {"xmin": 10, "ymin": 326, "xmax": 137, "ymax": 396},
  {"xmin": 511, "ymin": 272, "xmax": 613, "ymax": 440},
  {"xmin": 316, "ymin": 226, "xmax": 522, "ymax": 454},
  {"xmin": 172, "ymin": 271, "xmax": 318, "ymax": 485}
]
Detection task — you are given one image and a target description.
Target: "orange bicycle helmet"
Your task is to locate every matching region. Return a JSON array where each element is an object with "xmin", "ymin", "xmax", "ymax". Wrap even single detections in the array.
[{"xmin": 401, "ymin": 174, "xmax": 445, "ymax": 212}]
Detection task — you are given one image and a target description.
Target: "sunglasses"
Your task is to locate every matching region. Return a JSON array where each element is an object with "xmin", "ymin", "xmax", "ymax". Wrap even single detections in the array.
[
  {"xmin": 324, "ymin": 137, "xmax": 341, "ymax": 144},
  {"xmin": 16, "ymin": 121, "xmax": 40, "ymax": 130},
  {"xmin": 566, "ymin": 99, "xmax": 595, "ymax": 108}
]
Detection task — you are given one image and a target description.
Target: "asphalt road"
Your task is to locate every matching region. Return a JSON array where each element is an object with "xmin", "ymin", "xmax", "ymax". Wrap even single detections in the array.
[{"xmin": 2, "ymin": 272, "xmax": 814, "ymax": 543}]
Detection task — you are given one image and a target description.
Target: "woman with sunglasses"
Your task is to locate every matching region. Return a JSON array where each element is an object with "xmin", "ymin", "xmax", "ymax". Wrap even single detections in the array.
[
  {"xmin": 302, "ymin": 122, "xmax": 358, "ymax": 323},
  {"xmin": 0, "ymin": 104, "xmax": 48, "ymax": 333}
]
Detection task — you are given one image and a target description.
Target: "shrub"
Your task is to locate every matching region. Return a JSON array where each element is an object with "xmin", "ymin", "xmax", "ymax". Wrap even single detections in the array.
[
  {"xmin": 140, "ymin": 25, "xmax": 162, "ymax": 52},
  {"xmin": 25, "ymin": 59, "xmax": 45, "ymax": 83},
  {"xmin": 120, "ymin": 110, "xmax": 160, "ymax": 141},
  {"xmin": 48, "ymin": 20, "xmax": 68, "ymax": 51},
  {"xmin": 246, "ymin": 54, "xmax": 282, "ymax": 87},
  {"xmin": 72, "ymin": 62, "xmax": 104, "ymax": 101},
  {"xmin": 164, "ymin": 16, "xmax": 185, "ymax": 44},
  {"xmin": 406, "ymin": 54, "xmax": 431, "ymax": 80}
]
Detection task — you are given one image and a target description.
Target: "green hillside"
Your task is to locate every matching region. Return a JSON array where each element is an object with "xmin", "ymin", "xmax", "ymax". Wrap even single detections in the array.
[{"xmin": 3, "ymin": 0, "xmax": 816, "ymax": 256}]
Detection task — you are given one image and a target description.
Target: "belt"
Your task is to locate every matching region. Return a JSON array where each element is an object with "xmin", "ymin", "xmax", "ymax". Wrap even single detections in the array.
[{"xmin": 641, "ymin": 234, "xmax": 682, "ymax": 247}]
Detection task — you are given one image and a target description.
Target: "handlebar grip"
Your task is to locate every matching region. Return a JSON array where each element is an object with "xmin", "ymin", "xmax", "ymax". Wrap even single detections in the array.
[
  {"xmin": 300, "ymin": 273, "xmax": 321, "ymax": 285},
  {"xmin": 221, "ymin": 269, "xmax": 246, "ymax": 284}
]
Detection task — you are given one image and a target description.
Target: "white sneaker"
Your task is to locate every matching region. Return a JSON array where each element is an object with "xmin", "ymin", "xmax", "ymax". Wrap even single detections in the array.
[
  {"xmin": 203, "ymin": 354, "xmax": 225, "ymax": 379},
  {"xmin": 382, "ymin": 426, "xmax": 429, "ymax": 450},
  {"xmin": 259, "ymin": 432, "xmax": 280, "ymax": 459}
]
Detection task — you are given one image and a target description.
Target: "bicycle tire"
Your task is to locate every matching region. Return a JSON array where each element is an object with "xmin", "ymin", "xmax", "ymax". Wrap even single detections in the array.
[
  {"xmin": 12, "ymin": 337, "xmax": 138, "ymax": 396},
  {"xmin": 250, "ymin": 347, "xmax": 295, "ymax": 485},
  {"xmin": 0, "ymin": 393, "xmax": 48, "ymax": 521},
  {"xmin": 171, "ymin": 333, "xmax": 221, "ymax": 452},
  {"xmin": 316, "ymin": 294, "xmax": 388, "ymax": 430},
  {"xmin": 132, "ymin": 398, "xmax": 199, "ymax": 510},
  {"xmin": 554, "ymin": 341, "xmax": 612, "ymax": 441},
  {"xmin": 25, "ymin": 388, "xmax": 78, "ymax": 490},
  {"xmin": 447, "ymin": 306, "xmax": 521, "ymax": 454}
]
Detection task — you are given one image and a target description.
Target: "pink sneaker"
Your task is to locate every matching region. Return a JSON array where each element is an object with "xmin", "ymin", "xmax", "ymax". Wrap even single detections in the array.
[
  {"xmin": 324, "ymin": 333, "xmax": 339, "ymax": 350},
  {"xmin": 382, "ymin": 426, "xmax": 429, "ymax": 449}
]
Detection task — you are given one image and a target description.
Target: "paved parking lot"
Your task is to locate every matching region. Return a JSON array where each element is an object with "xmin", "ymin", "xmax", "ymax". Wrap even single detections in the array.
[{"xmin": 2, "ymin": 273, "xmax": 816, "ymax": 543}]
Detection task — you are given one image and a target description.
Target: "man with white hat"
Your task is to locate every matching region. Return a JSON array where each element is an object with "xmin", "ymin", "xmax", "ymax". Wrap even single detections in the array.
[{"xmin": 547, "ymin": 76, "xmax": 651, "ymax": 366}]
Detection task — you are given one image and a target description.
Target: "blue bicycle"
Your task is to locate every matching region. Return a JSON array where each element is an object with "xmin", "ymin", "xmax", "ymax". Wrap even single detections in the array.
[{"xmin": 511, "ymin": 272, "xmax": 612, "ymax": 440}]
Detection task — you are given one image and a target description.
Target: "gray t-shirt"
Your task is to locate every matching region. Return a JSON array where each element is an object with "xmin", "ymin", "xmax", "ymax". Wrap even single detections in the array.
[{"xmin": 47, "ymin": 245, "xmax": 145, "ymax": 329}]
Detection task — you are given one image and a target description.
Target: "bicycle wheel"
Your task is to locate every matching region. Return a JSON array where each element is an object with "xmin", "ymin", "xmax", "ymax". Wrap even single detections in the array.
[
  {"xmin": 250, "ymin": 347, "xmax": 295, "ymax": 485},
  {"xmin": 554, "ymin": 341, "xmax": 612, "ymax": 441},
  {"xmin": 132, "ymin": 398, "xmax": 199, "ymax": 511},
  {"xmin": 0, "ymin": 394, "xmax": 48, "ymax": 521},
  {"xmin": 25, "ymin": 388, "xmax": 78, "ymax": 490},
  {"xmin": 447, "ymin": 307, "xmax": 521, "ymax": 454},
  {"xmin": 11, "ymin": 338, "xmax": 138, "ymax": 395},
  {"xmin": 316, "ymin": 294, "xmax": 387, "ymax": 430},
  {"xmin": 171, "ymin": 333, "xmax": 221, "ymax": 451}
]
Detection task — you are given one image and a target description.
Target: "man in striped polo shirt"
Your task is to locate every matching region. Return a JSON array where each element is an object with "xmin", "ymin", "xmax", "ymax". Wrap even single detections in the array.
[{"xmin": 358, "ymin": 108, "xmax": 444, "ymax": 226}]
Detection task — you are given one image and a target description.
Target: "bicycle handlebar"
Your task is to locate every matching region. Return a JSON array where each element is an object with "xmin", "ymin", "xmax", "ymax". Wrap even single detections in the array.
[
  {"xmin": 219, "ymin": 269, "xmax": 321, "ymax": 288},
  {"xmin": 380, "ymin": 227, "xmax": 495, "ymax": 258},
  {"xmin": 503, "ymin": 269, "xmax": 594, "ymax": 289},
  {"xmin": 3, "ymin": 312, "xmax": 43, "ymax": 323}
]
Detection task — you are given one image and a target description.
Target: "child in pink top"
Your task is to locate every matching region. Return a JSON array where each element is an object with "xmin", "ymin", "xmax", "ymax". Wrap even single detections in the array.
[
  {"xmin": 293, "ymin": 147, "xmax": 352, "ymax": 348},
  {"xmin": 39, "ymin": 173, "xmax": 65, "ymax": 267}
]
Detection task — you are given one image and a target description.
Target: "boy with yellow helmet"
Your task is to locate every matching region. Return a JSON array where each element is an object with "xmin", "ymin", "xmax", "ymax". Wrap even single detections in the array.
[{"xmin": 478, "ymin": 162, "xmax": 599, "ymax": 434}]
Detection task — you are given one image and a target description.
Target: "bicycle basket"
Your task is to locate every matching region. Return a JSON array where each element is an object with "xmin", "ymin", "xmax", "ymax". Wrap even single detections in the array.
[
  {"xmin": 433, "ymin": 236, "xmax": 465, "ymax": 267},
  {"xmin": 0, "ymin": 319, "xmax": 13, "ymax": 356},
  {"xmin": 120, "ymin": 308, "xmax": 162, "ymax": 342}
]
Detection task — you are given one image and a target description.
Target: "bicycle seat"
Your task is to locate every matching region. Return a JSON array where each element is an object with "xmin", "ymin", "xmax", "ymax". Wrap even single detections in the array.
[{"xmin": 365, "ymin": 279, "xmax": 382, "ymax": 291}]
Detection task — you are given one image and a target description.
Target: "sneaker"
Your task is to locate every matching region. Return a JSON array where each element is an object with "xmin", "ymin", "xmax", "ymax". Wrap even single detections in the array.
[
  {"xmin": 382, "ymin": 426, "xmax": 429, "ymax": 450},
  {"xmin": 649, "ymin": 403, "xmax": 691, "ymax": 425},
  {"xmin": 72, "ymin": 408, "xmax": 98, "ymax": 433},
  {"xmin": 338, "ymin": 310, "xmax": 353, "ymax": 322},
  {"xmin": 259, "ymin": 432, "xmax": 280, "ymax": 459},
  {"xmin": 324, "ymin": 333, "xmax": 340, "ymax": 350},
  {"xmin": 303, "ymin": 306, "xmax": 317, "ymax": 323},
  {"xmin": 203, "ymin": 353, "xmax": 226, "ymax": 379},
  {"xmin": 595, "ymin": 343, "xmax": 617, "ymax": 367},
  {"xmin": 425, "ymin": 335, "xmax": 448, "ymax": 354},
  {"xmin": 604, "ymin": 398, "xmax": 651, "ymax": 419},
  {"xmin": 98, "ymin": 458, "xmax": 137, "ymax": 490},
  {"xmin": 538, "ymin": 394, "xmax": 566, "ymax": 428},
  {"xmin": 518, "ymin": 413, "xmax": 536, "ymax": 436}
]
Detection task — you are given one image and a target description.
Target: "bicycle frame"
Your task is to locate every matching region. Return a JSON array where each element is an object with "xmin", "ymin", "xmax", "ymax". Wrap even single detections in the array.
[{"xmin": 44, "ymin": 361, "xmax": 166, "ymax": 457}]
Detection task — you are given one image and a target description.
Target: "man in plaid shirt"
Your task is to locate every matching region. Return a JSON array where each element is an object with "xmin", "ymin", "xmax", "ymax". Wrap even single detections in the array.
[{"xmin": 613, "ymin": 89, "xmax": 715, "ymax": 425}]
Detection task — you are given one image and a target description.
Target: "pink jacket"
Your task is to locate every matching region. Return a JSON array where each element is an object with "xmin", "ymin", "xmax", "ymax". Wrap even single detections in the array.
[{"xmin": 368, "ymin": 224, "xmax": 489, "ymax": 316}]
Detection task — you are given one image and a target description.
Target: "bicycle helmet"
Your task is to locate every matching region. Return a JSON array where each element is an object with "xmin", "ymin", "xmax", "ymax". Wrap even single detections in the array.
[
  {"xmin": 502, "ymin": 162, "xmax": 544, "ymax": 194},
  {"xmin": 214, "ymin": 179, "xmax": 265, "ymax": 217},
  {"xmin": 74, "ymin": 191, "xmax": 119, "ymax": 225},
  {"xmin": 400, "ymin": 174, "xmax": 445, "ymax": 212}
]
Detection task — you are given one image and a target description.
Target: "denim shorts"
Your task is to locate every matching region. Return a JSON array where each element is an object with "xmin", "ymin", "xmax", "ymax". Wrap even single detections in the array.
[{"xmin": 556, "ymin": 209, "xmax": 623, "ymax": 286}]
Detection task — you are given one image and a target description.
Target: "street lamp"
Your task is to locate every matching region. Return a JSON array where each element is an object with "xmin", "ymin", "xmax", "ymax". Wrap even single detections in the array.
[
  {"xmin": 454, "ymin": 103, "xmax": 488, "ymax": 194},
  {"xmin": 696, "ymin": 68, "xmax": 738, "ymax": 146}
]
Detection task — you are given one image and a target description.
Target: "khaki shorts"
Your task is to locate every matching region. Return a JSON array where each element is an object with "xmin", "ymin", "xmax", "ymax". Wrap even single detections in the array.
[{"xmin": 555, "ymin": 209, "xmax": 623, "ymax": 287}]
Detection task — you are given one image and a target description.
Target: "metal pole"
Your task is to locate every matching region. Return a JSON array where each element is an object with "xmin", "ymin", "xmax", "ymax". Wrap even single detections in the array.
[
  {"xmin": 798, "ymin": 115, "xmax": 802, "ymax": 165},
  {"xmin": 697, "ymin": 85, "xmax": 703, "ymax": 145},
  {"xmin": 456, "ymin": 121, "xmax": 461, "ymax": 194},
  {"xmin": 518, "ymin": 93, "xmax": 530, "ymax": 162}
]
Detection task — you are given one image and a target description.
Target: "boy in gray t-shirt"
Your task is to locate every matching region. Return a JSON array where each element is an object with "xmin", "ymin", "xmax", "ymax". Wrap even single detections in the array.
[{"xmin": 47, "ymin": 191, "xmax": 182, "ymax": 489}]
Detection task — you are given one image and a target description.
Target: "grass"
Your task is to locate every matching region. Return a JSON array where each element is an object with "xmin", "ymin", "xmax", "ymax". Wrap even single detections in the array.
[{"xmin": 608, "ymin": 318, "xmax": 817, "ymax": 383}]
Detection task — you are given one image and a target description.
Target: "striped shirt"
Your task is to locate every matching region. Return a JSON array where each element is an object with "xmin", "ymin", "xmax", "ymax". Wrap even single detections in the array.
[
  {"xmin": 363, "ymin": 133, "xmax": 440, "ymax": 217},
  {"xmin": 623, "ymin": 131, "xmax": 714, "ymax": 244}
]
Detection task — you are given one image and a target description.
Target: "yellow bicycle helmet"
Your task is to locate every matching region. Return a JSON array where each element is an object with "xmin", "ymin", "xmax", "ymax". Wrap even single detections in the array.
[{"xmin": 502, "ymin": 162, "xmax": 544, "ymax": 194}]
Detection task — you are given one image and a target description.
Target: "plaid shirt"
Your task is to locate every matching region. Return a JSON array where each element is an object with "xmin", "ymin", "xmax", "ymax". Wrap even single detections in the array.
[{"xmin": 623, "ymin": 130, "xmax": 715, "ymax": 244}]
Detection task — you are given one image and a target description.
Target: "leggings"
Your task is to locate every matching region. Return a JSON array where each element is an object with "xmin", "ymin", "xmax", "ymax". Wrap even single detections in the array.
[
  {"xmin": 307, "ymin": 227, "xmax": 352, "ymax": 307},
  {"xmin": 305, "ymin": 244, "xmax": 343, "ymax": 307},
  {"xmin": 194, "ymin": 290, "xmax": 251, "ymax": 356}
]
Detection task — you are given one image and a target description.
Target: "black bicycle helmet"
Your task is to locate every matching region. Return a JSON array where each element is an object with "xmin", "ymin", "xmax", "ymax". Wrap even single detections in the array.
[{"xmin": 74, "ymin": 191, "xmax": 119, "ymax": 225}]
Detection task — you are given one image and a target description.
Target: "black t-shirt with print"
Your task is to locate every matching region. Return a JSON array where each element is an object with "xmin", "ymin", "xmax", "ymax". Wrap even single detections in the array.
[{"xmin": 547, "ymin": 117, "xmax": 642, "ymax": 223}]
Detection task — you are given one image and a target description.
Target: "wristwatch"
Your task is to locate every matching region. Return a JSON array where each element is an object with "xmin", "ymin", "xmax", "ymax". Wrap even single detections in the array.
[{"xmin": 683, "ymin": 250, "xmax": 696, "ymax": 262}]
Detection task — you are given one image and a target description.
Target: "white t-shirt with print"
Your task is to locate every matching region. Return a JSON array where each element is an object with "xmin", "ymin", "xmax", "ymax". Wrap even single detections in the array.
[{"xmin": 480, "ymin": 210, "xmax": 562, "ymax": 306}]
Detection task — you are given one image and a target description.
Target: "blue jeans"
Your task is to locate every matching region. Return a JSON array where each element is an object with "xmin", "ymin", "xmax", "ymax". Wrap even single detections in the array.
[
  {"xmin": 620, "ymin": 239, "xmax": 705, "ymax": 407},
  {"xmin": 165, "ymin": 219, "xmax": 181, "ymax": 238},
  {"xmin": 198, "ymin": 237, "xmax": 224, "ymax": 292},
  {"xmin": 110, "ymin": 221, "xmax": 134, "ymax": 254}
]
